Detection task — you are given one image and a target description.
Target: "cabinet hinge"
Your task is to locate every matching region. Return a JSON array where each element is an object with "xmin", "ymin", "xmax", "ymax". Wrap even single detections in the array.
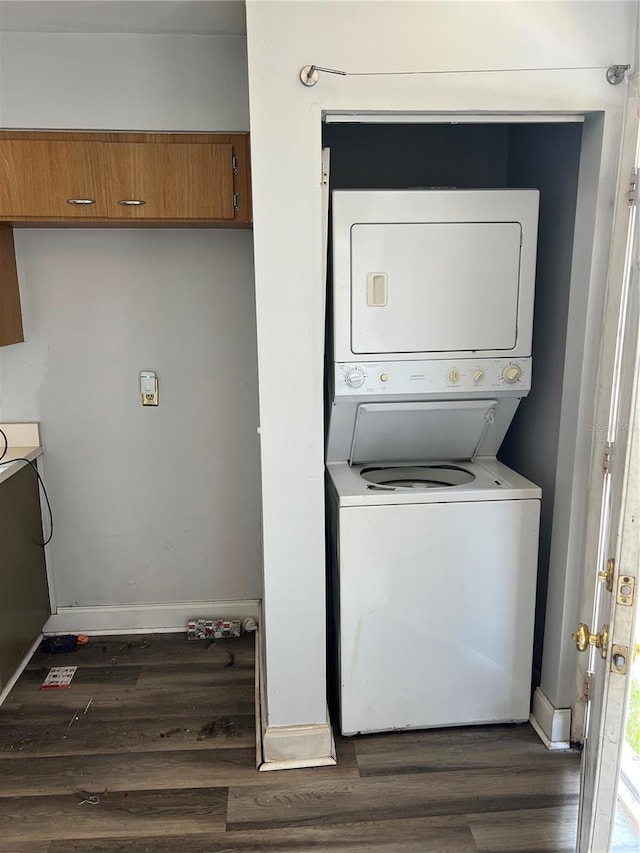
[
  {"xmin": 603, "ymin": 441, "xmax": 614, "ymax": 473},
  {"xmin": 583, "ymin": 670, "xmax": 594, "ymax": 701},
  {"xmin": 233, "ymin": 191, "xmax": 239, "ymax": 212},
  {"xmin": 232, "ymin": 154, "xmax": 239, "ymax": 174},
  {"xmin": 629, "ymin": 168, "xmax": 637, "ymax": 208}
]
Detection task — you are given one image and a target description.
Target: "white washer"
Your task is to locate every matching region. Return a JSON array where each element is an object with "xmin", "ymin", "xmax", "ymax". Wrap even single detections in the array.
[{"xmin": 327, "ymin": 458, "xmax": 541, "ymax": 736}]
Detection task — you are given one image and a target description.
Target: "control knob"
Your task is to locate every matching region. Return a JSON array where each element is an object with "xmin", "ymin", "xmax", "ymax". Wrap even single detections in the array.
[
  {"xmin": 472, "ymin": 369, "xmax": 485, "ymax": 383},
  {"xmin": 502, "ymin": 364, "xmax": 522, "ymax": 384},
  {"xmin": 345, "ymin": 368, "xmax": 366, "ymax": 389}
]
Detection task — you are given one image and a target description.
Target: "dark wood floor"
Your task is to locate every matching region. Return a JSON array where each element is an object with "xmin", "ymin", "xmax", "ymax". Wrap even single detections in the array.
[{"xmin": 0, "ymin": 632, "xmax": 636, "ymax": 852}]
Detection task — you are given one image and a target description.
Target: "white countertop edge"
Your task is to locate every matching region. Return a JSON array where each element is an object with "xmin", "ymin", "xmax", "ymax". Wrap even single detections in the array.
[{"xmin": 0, "ymin": 447, "xmax": 43, "ymax": 486}]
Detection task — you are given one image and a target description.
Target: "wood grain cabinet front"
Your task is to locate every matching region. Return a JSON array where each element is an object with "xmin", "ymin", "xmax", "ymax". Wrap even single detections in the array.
[
  {"xmin": 0, "ymin": 463, "xmax": 50, "ymax": 691},
  {"xmin": 103, "ymin": 142, "xmax": 236, "ymax": 220},
  {"xmin": 0, "ymin": 132, "xmax": 251, "ymax": 225},
  {"xmin": 0, "ymin": 225, "xmax": 24, "ymax": 346},
  {"xmin": 0, "ymin": 139, "xmax": 107, "ymax": 218}
]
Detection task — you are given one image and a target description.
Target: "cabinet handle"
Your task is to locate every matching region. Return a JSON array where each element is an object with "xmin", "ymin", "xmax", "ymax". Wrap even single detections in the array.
[
  {"xmin": 117, "ymin": 199, "xmax": 146, "ymax": 207},
  {"xmin": 66, "ymin": 198, "xmax": 96, "ymax": 205}
]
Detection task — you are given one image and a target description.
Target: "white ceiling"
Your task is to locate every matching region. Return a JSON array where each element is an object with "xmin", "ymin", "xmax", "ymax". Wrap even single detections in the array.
[{"xmin": 0, "ymin": 0, "xmax": 246, "ymax": 35}]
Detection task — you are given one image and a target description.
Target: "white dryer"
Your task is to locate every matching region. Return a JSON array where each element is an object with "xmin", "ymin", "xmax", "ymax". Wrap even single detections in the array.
[
  {"xmin": 331, "ymin": 188, "xmax": 539, "ymax": 366},
  {"xmin": 326, "ymin": 188, "xmax": 542, "ymax": 736}
]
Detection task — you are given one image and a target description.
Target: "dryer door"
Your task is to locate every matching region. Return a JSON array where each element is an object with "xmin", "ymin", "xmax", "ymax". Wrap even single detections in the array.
[{"xmin": 351, "ymin": 221, "xmax": 522, "ymax": 355}]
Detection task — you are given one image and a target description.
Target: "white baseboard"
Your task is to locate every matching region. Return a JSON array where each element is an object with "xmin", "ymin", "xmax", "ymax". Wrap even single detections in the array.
[
  {"xmin": 0, "ymin": 634, "xmax": 42, "ymax": 707},
  {"xmin": 260, "ymin": 721, "xmax": 336, "ymax": 770},
  {"xmin": 530, "ymin": 686, "xmax": 572, "ymax": 750},
  {"xmin": 260, "ymin": 753, "xmax": 337, "ymax": 771},
  {"xmin": 43, "ymin": 600, "xmax": 261, "ymax": 636},
  {"xmin": 257, "ymin": 641, "xmax": 336, "ymax": 771},
  {"xmin": 254, "ymin": 604, "xmax": 263, "ymax": 769}
]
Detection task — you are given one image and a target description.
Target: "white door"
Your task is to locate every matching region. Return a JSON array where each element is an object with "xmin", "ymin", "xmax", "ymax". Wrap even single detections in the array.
[{"xmin": 577, "ymin": 79, "xmax": 640, "ymax": 852}]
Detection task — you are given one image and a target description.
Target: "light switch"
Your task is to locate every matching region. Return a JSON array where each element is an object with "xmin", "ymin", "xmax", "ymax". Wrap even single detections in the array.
[{"xmin": 140, "ymin": 371, "xmax": 158, "ymax": 406}]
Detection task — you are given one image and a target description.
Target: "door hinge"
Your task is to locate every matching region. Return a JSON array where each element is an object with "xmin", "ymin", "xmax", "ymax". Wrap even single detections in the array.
[
  {"xmin": 583, "ymin": 671, "xmax": 594, "ymax": 701},
  {"xmin": 603, "ymin": 441, "xmax": 614, "ymax": 473},
  {"xmin": 629, "ymin": 169, "xmax": 637, "ymax": 207},
  {"xmin": 232, "ymin": 154, "xmax": 239, "ymax": 174},
  {"xmin": 233, "ymin": 191, "xmax": 239, "ymax": 212}
]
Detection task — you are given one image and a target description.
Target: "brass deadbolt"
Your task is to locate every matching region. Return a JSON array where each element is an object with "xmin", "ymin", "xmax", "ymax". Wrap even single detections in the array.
[
  {"xmin": 572, "ymin": 622, "xmax": 609, "ymax": 659},
  {"xmin": 598, "ymin": 557, "xmax": 615, "ymax": 592}
]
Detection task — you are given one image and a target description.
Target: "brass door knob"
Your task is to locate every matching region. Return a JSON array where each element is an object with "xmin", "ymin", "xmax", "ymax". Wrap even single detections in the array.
[{"xmin": 572, "ymin": 622, "xmax": 609, "ymax": 659}]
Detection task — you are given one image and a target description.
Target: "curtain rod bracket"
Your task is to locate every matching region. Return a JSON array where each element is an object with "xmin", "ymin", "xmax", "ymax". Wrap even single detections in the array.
[
  {"xmin": 300, "ymin": 65, "xmax": 320, "ymax": 87},
  {"xmin": 607, "ymin": 64, "xmax": 630, "ymax": 85},
  {"xmin": 300, "ymin": 65, "xmax": 347, "ymax": 87}
]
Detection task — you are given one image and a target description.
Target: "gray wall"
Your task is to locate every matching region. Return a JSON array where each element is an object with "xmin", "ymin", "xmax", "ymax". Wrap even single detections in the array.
[
  {"xmin": 0, "ymin": 32, "xmax": 249, "ymax": 131},
  {"xmin": 323, "ymin": 123, "xmax": 510, "ymax": 189},
  {"xmin": 0, "ymin": 32, "xmax": 262, "ymax": 607},
  {"xmin": 500, "ymin": 122, "xmax": 583, "ymax": 679}
]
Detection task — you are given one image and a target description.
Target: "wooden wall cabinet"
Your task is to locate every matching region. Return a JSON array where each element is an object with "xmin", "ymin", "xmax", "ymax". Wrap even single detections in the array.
[
  {"xmin": 0, "ymin": 131, "xmax": 252, "ymax": 347},
  {"xmin": 0, "ymin": 131, "xmax": 252, "ymax": 225}
]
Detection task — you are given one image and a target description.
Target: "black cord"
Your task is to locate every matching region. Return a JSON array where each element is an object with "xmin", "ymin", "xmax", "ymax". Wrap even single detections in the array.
[
  {"xmin": 3, "ymin": 457, "xmax": 54, "ymax": 546},
  {"xmin": 0, "ymin": 428, "xmax": 7, "ymax": 462}
]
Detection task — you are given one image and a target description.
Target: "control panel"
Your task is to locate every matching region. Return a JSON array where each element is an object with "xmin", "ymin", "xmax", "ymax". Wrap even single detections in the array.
[{"xmin": 334, "ymin": 358, "xmax": 532, "ymax": 397}]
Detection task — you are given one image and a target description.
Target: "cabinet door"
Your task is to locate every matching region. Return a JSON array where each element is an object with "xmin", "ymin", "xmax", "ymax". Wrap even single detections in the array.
[
  {"xmin": 103, "ymin": 142, "xmax": 236, "ymax": 220},
  {"xmin": 0, "ymin": 226, "xmax": 24, "ymax": 347},
  {"xmin": 0, "ymin": 464, "xmax": 49, "ymax": 690},
  {"xmin": 0, "ymin": 140, "xmax": 107, "ymax": 218}
]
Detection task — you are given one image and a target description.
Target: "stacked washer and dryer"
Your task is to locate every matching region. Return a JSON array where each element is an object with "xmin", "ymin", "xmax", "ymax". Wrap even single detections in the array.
[{"xmin": 326, "ymin": 189, "xmax": 542, "ymax": 736}]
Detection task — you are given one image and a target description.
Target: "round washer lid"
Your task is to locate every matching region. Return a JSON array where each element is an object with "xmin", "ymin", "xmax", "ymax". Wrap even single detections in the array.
[{"xmin": 361, "ymin": 464, "xmax": 476, "ymax": 491}]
